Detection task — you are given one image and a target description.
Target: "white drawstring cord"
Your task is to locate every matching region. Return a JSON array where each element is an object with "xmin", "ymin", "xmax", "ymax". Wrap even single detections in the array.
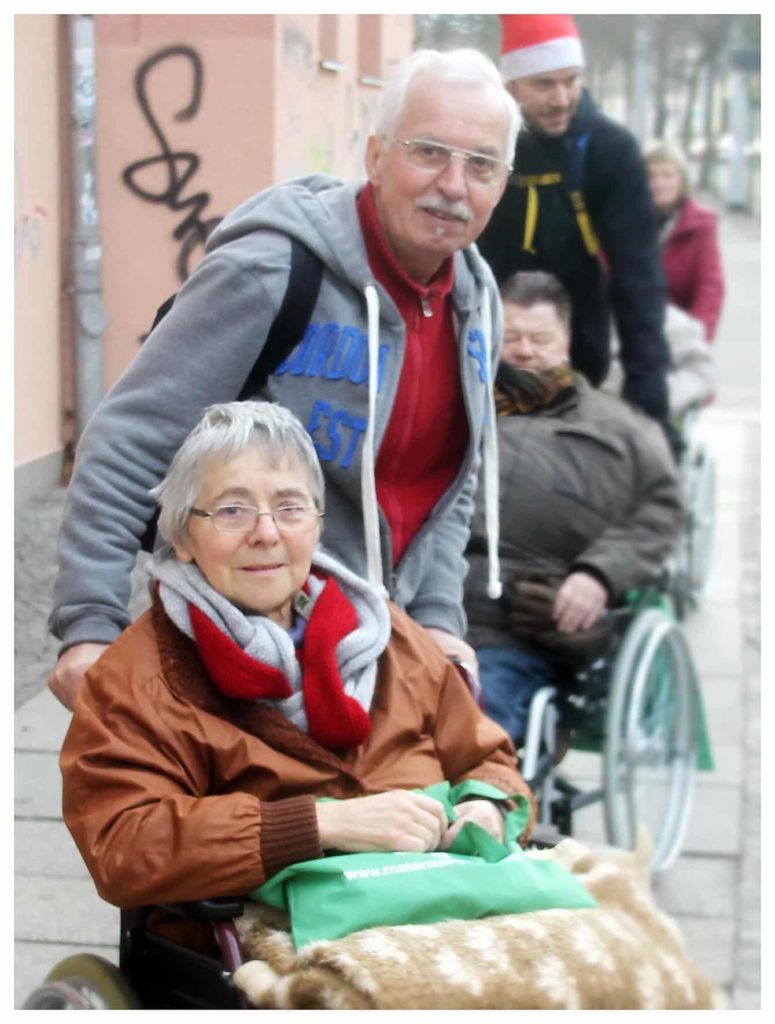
[
  {"xmin": 362, "ymin": 283, "xmax": 388, "ymax": 597},
  {"xmin": 481, "ymin": 287, "xmax": 503, "ymax": 600}
]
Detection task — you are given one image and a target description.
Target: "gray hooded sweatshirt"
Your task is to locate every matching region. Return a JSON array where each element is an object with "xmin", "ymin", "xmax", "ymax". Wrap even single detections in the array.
[{"xmin": 50, "ymin": 175, "xmax": 502, "ymax": 650}]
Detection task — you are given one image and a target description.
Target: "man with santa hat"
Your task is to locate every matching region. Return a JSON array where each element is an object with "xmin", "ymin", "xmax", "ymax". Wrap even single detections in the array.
[{"xmin": 477, "ymin": 14, "xmax": 672, "ymax": 433}]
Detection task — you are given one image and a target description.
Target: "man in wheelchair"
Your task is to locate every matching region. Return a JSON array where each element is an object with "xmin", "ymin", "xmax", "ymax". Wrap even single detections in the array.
[{"xmin": 464, "ymin": 271, "xmax": 684, "ymax": 748}]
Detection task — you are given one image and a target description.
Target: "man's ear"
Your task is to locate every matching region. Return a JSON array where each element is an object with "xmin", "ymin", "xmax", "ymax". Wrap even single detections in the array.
[{"xmin": 364, "ymin": 134, "xmax": 383, "ymax": 187}]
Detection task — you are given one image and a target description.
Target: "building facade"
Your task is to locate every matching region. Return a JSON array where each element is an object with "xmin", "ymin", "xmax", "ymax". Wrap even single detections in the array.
[{"xmin": 15, "ymin": 13, "xmax": 413, "ymax": 501}]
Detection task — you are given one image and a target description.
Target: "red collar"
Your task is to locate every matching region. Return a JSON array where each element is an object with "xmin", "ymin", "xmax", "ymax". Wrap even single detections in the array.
[{"xmin": 357, "ymin": 182, "xmax": 455, "ymax": 305}]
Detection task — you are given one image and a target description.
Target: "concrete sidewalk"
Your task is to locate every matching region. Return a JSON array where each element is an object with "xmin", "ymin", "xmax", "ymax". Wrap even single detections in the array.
[{"xmin": 14, "ymin": 208, "xmax": 760, "ymax": 1009}]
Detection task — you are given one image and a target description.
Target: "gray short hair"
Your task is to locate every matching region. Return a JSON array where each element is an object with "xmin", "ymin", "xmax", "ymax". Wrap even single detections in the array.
[
  {"xmin": 376, "ymin": 48, "xmax": 520, "ymax": 160},
  {"xmin": 645, "ymin": 140, "xmax": 692, "ymax": 199},
  {"xmin": 151, "ymin": 401, "xmax": 325, "ymax": 548},
  {"xmin": 500, "ymin": 271, "xmax": 573, "ymax": 332}
]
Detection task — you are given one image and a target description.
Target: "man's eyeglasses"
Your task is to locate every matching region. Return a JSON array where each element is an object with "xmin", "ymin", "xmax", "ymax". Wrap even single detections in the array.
[
  {"xmin": 388, "ymin": 137, "xmax": 512, "ymax": 186},
  {"xmin": 189, "ymin": 504, "xmax": 324, "ymax": 534}
]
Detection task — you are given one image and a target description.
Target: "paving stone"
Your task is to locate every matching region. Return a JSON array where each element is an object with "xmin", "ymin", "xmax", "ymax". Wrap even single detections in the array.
[
  {"xmin": 15, "ymin": 750, "xmax": 63, "ymax": 819},
  {"xmin": 15, "ymin": 875, "xmax": 117, "ymax": 946},
  {"xmin": 674, "ymin": 915, "xmax": 736, "ymax": 988},
  {"xmin": 652, "ymin": 854, "xmax": 736, "ymax": 917},
  {"xmin": 681, "ymin": 783, "xmax": 742, "ymax": 856},
  {"xmin": 682, "ymin": 605, "xmax": 745, "ymax": 678},
  {"xmin": 15, "ymin": 819, "xmax": 90, "ymax": 878},
  {"xmin": 15, "ymin": 688, "xmax": 72, "ymax": 752}
]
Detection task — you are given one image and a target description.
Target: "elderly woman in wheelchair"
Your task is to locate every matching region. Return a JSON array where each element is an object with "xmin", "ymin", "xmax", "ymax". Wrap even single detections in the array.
[
  {"xmin": 47, "ymin": 400, "xmax": 549, "ymax": 1007},
  {"xmin": 36, "ymin": 403, "xmax": 719, "ymax": 1010},
  {"xmin": 463, "ymin": 271, "xmax": 700, "ymax": 872},
  {"xmin": 61, "ymin": 400, "xmax": 535, "ymax": 900}
]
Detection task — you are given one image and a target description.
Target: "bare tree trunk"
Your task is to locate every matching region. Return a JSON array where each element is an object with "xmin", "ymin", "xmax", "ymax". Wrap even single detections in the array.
[
  {"xmin": 651, "ymin": 19, "xmax": 671, "ymax": 139},
  {"xmin": 699, "ymin": 53, "xmax": 720, "ymax": 191},
  {"xmin": 680, "ymin": 59, "xmax": 702, "ymax": 151}
]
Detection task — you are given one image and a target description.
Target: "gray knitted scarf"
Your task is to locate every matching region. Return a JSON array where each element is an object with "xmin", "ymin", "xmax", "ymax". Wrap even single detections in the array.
[{"xmin": 149, "ymin": 547, "xmax": 392, "ymax": 736}]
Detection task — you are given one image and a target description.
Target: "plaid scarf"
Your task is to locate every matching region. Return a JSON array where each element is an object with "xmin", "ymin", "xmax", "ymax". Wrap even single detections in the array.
[{"xmin": 494, "ymin": 362, "xmax": 575, "ymax": 416}]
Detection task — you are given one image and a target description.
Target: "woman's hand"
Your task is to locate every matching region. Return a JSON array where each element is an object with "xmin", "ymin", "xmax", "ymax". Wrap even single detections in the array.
[
  {"xmin": 316, "ymin": 790, "xmax": 448, "ymax": 853},
  {"xmin": 439, "ymin": 799, "xmax": 504, "ymax": 849}
]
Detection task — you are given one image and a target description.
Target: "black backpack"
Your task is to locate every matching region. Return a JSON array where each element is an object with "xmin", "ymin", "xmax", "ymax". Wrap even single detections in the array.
[{"xmin": 140, "ymin": 237, "xmax": 322, "ymax": 552}]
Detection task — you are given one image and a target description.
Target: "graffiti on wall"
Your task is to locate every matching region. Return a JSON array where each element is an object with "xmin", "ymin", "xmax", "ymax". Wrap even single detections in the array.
[
  {"xmin": 14, "ymin": 149, "xmax": 48, "ymax": 268},
  {"xmin": 122, "ymin": 45, "xmax": 222, "ymax": 282}
]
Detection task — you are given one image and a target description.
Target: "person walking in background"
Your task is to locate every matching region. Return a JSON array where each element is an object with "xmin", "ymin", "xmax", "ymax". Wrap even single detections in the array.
[
  {"xmin": 463, "ymin": 272, "xmax": 683, "ymax": 745},
  {"xmin": 477, "ymin": 13, "xmax": 672, "ymax": 432},
  {"xmin": 646, "ymin": 140, "xmax": 725, "ymax": 343},
  {"xmin": 48, "ymin": 47, "xmax": 518, "ymax": 710}
]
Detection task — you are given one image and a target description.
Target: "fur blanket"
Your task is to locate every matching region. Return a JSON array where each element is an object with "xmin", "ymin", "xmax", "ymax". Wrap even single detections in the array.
[{"xmin": 233, "ymin": 838, "xmax": 723, "ymax": 1010}]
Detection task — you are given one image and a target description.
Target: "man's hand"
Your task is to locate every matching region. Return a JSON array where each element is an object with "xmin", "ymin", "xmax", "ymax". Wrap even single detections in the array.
[
  {"xmin": 439, "ymin": 799, "xmax": 504, "ymax": 849},
  {"xmin": 315, "ymin": 790, "xmax": 448, "ymax": 853},
  {"xmin": 423, "ymin": 626, "xmax": 479, "ymax": 682},
  {"xmin": 553, "ymin": 572, "xmax": 608, "ymax": 633},
  {"xmin": 48, "ymin": 643, "xmax": 109, "ymax": 711}
]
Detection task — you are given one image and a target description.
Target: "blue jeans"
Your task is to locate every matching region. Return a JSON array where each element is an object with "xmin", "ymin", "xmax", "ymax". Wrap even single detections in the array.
[{"xmin": 477, "ymin": 645, "xmax": 562, "ymax": 745}]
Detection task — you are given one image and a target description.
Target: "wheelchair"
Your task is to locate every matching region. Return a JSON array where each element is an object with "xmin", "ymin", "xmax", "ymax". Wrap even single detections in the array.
[
  {"xmin": 22, "ymin": 898, "xmax": 253, "ymax": 1009},
  {"xmin": 669, "ymin": 405, "xmax": 716, "ymax": 619},
  {"xmin": 519, "ymin": 585, "xmax": 701, "ymax": 875}
]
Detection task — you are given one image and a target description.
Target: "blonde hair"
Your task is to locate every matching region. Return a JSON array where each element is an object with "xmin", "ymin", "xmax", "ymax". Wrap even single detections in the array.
[{"xmin": 645, "ymin": 140, "xmax": 691, "ymax": 200}]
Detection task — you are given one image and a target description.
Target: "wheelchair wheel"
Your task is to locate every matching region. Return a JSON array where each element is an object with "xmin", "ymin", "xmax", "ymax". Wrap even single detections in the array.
[
  {"xmin": 685, "ymin": 442, "xmax": 715, "ymax": 595},
  {"xmin": 22, "ymin": 954, "xmax": 141, "ymax": 1009},
  {"xmin": 603, "ymin": 609, "xmax": 697, "ymax": 873}
]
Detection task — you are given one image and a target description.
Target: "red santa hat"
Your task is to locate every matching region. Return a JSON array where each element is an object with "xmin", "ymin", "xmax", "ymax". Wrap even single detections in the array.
[{"xmin": 499, "ymin": 14, "xmax": 585, "ymax": 82}]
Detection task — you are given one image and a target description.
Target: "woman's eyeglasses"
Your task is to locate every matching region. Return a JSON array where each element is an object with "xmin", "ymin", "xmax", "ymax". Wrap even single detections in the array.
[{"xmin": 189, "ymin": 505, "xmax": 324, "ymax": 534}]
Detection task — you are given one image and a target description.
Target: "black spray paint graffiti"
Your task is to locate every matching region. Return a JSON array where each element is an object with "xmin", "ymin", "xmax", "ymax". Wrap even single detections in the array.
[{"xmin": 122, "ymin": 45, "xmax": 222, "ymax": 283}]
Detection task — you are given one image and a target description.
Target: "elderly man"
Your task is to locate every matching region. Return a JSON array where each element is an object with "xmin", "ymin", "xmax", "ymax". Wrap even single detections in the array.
[
  {"xmin": 49, "ymin": 48, "xmax": 518, "ymax": 710},
  {"xmin": 463, "ymin": 271, "xmax": 683, "ymax": 744},
  {"xmin": 477, "ymin": 14, "xmax": 672, "ymax": 431}
]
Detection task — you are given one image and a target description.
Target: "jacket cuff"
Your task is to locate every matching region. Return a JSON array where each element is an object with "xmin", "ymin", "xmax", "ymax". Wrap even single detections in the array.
[
  {"xmin": 568, "ymin": 563, "xmax": 615, "ymax": 601},
  {"xmin": 259, "ymin": 795, "xmax": 323, "ymax": 879},
  {"xmin": 57, "ymin": 619, "xmax": 124, "ymax": 656}
]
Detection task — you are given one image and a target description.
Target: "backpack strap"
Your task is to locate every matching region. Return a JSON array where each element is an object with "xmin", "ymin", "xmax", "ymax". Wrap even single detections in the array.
[
  {"xmin": 516, "ymin": 132, "xmax": 600, "ymax": 258},
  {"xmin": 237, "ymin": 237, "xmax": 322, "ymax": 400},
  {"xmin": 140, "ymin": 237, "xmax": 322, "ymax": 552},
  {"xmin": 565, "ymin": 132, "xmax": 600, "ymax": 258}
]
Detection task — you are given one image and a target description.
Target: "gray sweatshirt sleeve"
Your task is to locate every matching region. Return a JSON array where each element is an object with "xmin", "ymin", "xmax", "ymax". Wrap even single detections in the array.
[{"xmin": 49, "ymin": 248, "xmax": 283, "ymax": 650}]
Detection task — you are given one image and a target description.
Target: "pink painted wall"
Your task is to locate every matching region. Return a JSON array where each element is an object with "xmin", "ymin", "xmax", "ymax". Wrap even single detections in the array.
[
  {"xmin": 94, "ymin": 13, "xmax": 413, "ymax": 389},
  {"xmin": 14, "ymin": 14, "xmax": 413, "ymax": 472},
  {"xmin": 94, "ymin": 15, "xmax": 278, "ymax": 385},
  {"xmin": 14, "ymin": 15, "xmax": 64, "ymax": 467},
  {"xmin": 273, "ymin": 15, "xmax": 412, "ymax": 183}
]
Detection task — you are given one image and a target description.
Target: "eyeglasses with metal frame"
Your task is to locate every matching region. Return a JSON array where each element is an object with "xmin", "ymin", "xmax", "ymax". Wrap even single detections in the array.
[
  {"xmin": 387, "ymin": 137, "xmax": 512, "ymax": 186},
  {"xmin": 189, "ymin": 504, "xmax": 324, "ymax": 534}
]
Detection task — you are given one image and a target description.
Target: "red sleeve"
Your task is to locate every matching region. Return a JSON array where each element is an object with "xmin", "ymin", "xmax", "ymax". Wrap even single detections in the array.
[{"xmin": 688, "ymin": 216, "xmax": 725, "ymax": 341}]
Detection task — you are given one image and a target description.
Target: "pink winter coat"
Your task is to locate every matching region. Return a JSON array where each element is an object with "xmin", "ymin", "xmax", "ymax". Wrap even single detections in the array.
[{"xmin": 661, "ymin": 198, "xmax": 725, "ymax": 342}]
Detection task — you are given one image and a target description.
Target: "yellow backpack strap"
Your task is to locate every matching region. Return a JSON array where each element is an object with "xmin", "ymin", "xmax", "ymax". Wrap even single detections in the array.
[
  {"xmin": 516, "ymin": 174, "xmax": 562, "ymax": 254},
  {"xmin": 569, "ymin": 189, "xmax": 601, "ymax": 257}
]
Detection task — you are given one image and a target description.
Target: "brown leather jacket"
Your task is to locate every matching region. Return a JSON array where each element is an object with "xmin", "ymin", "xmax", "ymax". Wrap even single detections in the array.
[{"xmin": 61, "ymin": 597, "xmax": 533, "ymax": 909}]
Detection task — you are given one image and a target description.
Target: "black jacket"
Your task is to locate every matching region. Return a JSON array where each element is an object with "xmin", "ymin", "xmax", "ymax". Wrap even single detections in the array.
[{"xmin": 477, "ymin": 90, "xmax": 670, "ymax": 422}]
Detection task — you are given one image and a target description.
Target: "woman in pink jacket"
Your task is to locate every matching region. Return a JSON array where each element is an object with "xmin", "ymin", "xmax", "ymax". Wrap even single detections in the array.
[{"xmin": 646, "ymin": 142, "xmax": 725, "ymax": 342}]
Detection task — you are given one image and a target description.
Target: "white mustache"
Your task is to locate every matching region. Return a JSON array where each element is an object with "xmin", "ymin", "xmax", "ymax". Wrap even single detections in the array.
[{"xmin": 416, "ymin": 197, "xmax": 473, "ymax": 223}]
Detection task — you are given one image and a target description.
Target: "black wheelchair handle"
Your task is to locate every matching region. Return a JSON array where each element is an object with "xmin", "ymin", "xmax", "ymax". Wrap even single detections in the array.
[{"xmin": 159, "ymin": 897, "xmax": 245, "ymax": 921}]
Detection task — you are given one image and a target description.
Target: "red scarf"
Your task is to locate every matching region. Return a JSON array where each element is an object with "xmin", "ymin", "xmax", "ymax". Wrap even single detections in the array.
[{"xmin": 189, "ymin": 577, "xmax": 372, "ymax": 751}]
